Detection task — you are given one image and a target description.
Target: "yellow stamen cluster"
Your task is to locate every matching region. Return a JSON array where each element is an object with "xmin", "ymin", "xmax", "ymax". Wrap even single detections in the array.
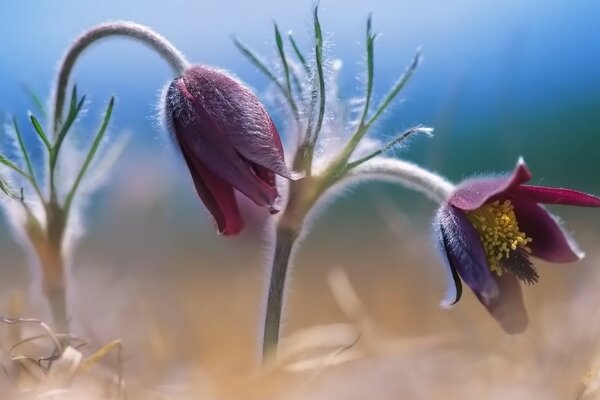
[{"xmin": 466, "ymin": 200, "xmax": 532, "ymax": 276}]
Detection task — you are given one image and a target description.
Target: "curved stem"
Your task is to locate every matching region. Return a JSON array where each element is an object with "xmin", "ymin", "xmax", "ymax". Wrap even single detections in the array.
[
  {"xmin": 261, "ymin": 159, "xmax": 454, "ymax": 362},
  {"xmin": 52, "ymin": 21, "xmax": 190, "ymax": 134},
  {"xmin": 342, "ymin": 157, "xmax": 455, "ymax": 203}
]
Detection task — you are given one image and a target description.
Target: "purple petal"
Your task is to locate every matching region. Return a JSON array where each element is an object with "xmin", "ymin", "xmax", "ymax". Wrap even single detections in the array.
[
  {"xmin": 183, "ymin": 66, "xmax": 300, "ymax": 180},
  {"xmin": 252, "ymin": 163, "xmax": 280, "ymax": 214},
  {"xmin": 450, "ymin": 158, "xmax": 532, "ymax": 210},
  {"xmin": 476, "ymin": 274, "xmax": 528, "ymax": 334},
  {"xmin": 180, "ymin": 145, "xmax": 243, "ymax": 235},
  {"xmin": 435, "ymin": 218, "xmax": 463, "ymax": 307},
  {"xmin": 437, "ymin": 206, "xmax": 499, "ymax": 304},
  {"xmin": 514, "ymin": 185, "xmax": 600, "ymax": 207},
  {"xmin": 172, "ymin": 79, "xmax": 279, "ymax": 209},
  {"xmin": 512, "ymin": 200, "xmax": 584, "ymax": 262}
]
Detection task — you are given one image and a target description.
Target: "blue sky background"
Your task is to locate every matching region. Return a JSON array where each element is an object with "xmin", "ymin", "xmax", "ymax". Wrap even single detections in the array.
[{"xmin": 1, "ymin": 0, "xmax": 599, "ymax": 217}]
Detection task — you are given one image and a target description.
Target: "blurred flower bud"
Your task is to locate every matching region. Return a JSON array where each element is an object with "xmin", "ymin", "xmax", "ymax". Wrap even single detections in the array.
[{"xmin": 164, "ymin": 65, "xmax": 299, "ymax": 235}]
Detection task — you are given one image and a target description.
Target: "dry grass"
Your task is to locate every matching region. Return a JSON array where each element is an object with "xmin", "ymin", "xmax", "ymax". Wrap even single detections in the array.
[{"xmin": 1, "ymin": 192, "xmax": 600, "ymax": 399}]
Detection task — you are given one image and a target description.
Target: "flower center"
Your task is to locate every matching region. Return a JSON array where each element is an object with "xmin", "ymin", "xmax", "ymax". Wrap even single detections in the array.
[{"xmin": 466, "ymin": 200, "xmax": 532, "ymax": 276}]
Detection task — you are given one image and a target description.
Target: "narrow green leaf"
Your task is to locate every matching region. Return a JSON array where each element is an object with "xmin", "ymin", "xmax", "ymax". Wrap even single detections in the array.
[
  {"xmin": 366, "ymin": 48, "xmax": 421, "ymax": 128},
  {"xmin": 12, "ymin": 117, "xmax": 44, "ymax": 200},
  {"xmin": 274, "ymin": 23, "xmax": 293, "ymax": 98},
  {"xmin": 0, "ymin": 179, "xmax": 19, "ymax": 200},
  {"xmin": 288, "ymin": 33, "xmax": 311, "ymax": 76},
  {"xmin": 358, "ymin": 14, "xmax": 376, "ymax": 128},
  {"xmin": 69, "ymin": 85, "xmax": 78, "ymax": 118},
  {"xmin": 52, "ymin": 92, "xmax": 86, "ymax": 168},
  {"xmin": 30, "ymin": 115, "xmax": 52, "ymax": 152},
  {"xmin": 309, "ymin": 5, "xmax": 326, "ymax": 146},
  {"xmin": 289, "ymin": 66, "xmax": 304, "ymax": 100},
  {"xmin": 22, "ymin": 83, "xmax": 46, "ymax": 119},
  {"xmin": 0, "ymin": 154, "xmax": 21, "ymax": 174},
  {"xmin": 64, "ymin": 97, "xmax": 114, "ymax": 214},
  {"xmin": 12, "ymin": 118, "xmax": 36, "ymax": 182},
  {"xmin": 233, "ymin": 36, "xmax": 299, "ymax": 119},
  {"xmin": 345, "ymin": 126, "xmax": 433, "ymax": 170},
  {"xmin": 0, "ymin": 152, "xmax": 36, "ymax": 192},
  {"xmin": 313, "ymin": 6, "xmax": 323, "ymax": 52},
  {"xmin": 233, "ymin": 37, "xmax": 286, "ymax": 95},
  {"xmin": 312, "ymin": 43, "xmax": 326, "ymax": 144}
]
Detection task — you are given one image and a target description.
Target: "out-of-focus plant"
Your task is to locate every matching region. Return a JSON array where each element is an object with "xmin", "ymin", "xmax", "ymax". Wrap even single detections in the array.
[
  {"xmin": 0, "ymin": 89, "xmax": 115, "ymax": 335},
  {"xmin": 0, "ymin": 22, "xmax": 191, "ymax": 336}
]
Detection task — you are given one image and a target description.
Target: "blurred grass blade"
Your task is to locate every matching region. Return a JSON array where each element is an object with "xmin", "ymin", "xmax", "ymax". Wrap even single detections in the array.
[
  {"xmin": 12, "ymin": 117, "xmax": 36, "ymax": 180},
  {"xmin": 12, "ymin": 117, "xmax": 44, "ymax": 199},
  {"xmin": 52, "ymin": 85, "xmax": 86, "ymax": 169},
  {"xmin": 0, "ymin": 179, "xmax": 19, "ymax": 200},
  {"xmin": 22, "ymin": 83, "xmax": 47, "ymax": 119},
  {"xmin": 0, "ymin": 153, "xmax": 25, "ymax": 177},
  {"xmin": 77, "ymin": 339, "xmax": 122, "ymax": 374},
  {"xmin": 64, "ymin": 97, "xmax": 114, "ymax": 214},
  {"xmin": 30, "ymin": 115, "xmax": 52, "ymax": 152}
]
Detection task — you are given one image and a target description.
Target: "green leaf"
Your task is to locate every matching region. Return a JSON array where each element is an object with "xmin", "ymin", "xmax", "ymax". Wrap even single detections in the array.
[
  {"xmin": 0, "ymin": 153, "xmax": 25, "ymax": 176},
  {"xmin": 63, "ymin": 97, "xmax": 114, "ymax": 215},
  {"xmin": 51, "ymin": 87, "xmax": 86, "ymax": 169},
  {"xmin": 233, "ymin": 37, "xmax": 286, "ymax": 95},
  {"xmin": 12, "ymin": 117, "xmax": 44, "ymax": 200},
  {"xmin": 275, "ymin": 24, "xmax": 305, "ymax": 107},
  {"xmin": 366, "ymin": 48, "xmax": 421, "ymax": 128},
  {"xmin": 0, "ymin": 178, "xmax": 19, "ymax": 200},
  {"xmin": 233, "ymin": 36, "xmax": 299, "ymax": 119},
  {"xmin": 22, "ymin": 83, "xmax": 47, "ymax": 119},
  {"xmin": 311, "ymin": 6, "xmax": 326, "ymax": 145},
  {"xmin": 274, "ymin": 23, "xmax": 293, "ymax": 98},
  {"xmin": 288, "ymin": 33, "xmax": 311, "ymax": 76},
  {"xmin": 358, "ymin": 14, "xmax": 377, "ymax": 129},
  {"xmin": 30, "ymin": 115, "xmax": 52, "ymax": 152},
  {"xmin": 12, "ymin": 117, "xmax": 35, "ymax": 180},
  {"xmin": 345, "ymin": 126, "xmax": 433, "ymax": 170}
]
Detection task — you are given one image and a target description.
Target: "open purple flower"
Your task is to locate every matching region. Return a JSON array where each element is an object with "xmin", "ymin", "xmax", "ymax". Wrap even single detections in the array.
[
  {"xmin": 164, "ymin": 65, "xmax": 299, "ymax": 235},
  {"xmin": 436, "ymin": 158, "xmax": 600, "ymax": 333}
]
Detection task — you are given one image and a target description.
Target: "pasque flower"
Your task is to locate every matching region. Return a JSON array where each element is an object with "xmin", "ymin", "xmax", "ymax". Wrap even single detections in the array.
[
  {"xmin": 164, "ymin": 65, "xmax": 298, "ymax": 235},
  {"xmin": 436, "ymin": 158, "xmax": 600, "ymax": 333}
]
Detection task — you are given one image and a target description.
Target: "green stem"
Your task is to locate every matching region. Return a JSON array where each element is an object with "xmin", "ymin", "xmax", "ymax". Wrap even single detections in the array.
[{"xmin": 262, "ymin": 226, "xmax": 299, "ymax": 360}]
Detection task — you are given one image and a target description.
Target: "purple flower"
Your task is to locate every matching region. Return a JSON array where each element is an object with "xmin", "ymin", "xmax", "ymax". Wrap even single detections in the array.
[
  {"xmin": 436, "ymin": 158, "xmax": 600, "ymax": 333},
  {"xmin": 164, "ymin": 65, "xmax": 299, "ymax": 235}
]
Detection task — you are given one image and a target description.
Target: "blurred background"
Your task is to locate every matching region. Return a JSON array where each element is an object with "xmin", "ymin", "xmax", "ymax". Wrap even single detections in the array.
[{"xmin": 1, "ymin": 0, "xmax": 600, "ymax": 397}]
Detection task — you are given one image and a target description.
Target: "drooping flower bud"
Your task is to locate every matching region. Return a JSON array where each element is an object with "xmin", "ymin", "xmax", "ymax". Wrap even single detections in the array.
[{"xmin": 164, "ymin": 65, "xmax": 299, "ymax": 235}]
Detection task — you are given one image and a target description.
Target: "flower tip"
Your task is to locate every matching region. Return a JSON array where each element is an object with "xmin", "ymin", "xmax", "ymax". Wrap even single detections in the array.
[
  {"xmin": 439, "ymin": 298, "xmax": 457, "ymax": 309},
  {"xmin": 217, "ymin": 224, "xmax": 244, "ymax": 236}
]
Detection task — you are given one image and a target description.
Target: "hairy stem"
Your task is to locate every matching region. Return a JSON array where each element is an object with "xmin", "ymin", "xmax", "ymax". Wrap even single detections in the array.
[
  {"xmin": 261, "ymin": 159, "xmax": 454, "ymax": 361},
  {"xmin": 343, "ymin": 157, "xmax": 455, "ymax": 203},
  {"xmin": 52, "ymin": 21, "xmax": 189, "ymax": 134},
  {"xmin": 262, "ymin": 226, "xmax": 299, "ymax": 360},
  {"xmin": 26, "ymin": 203, "xmax": 69, "ymax": 336}
]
